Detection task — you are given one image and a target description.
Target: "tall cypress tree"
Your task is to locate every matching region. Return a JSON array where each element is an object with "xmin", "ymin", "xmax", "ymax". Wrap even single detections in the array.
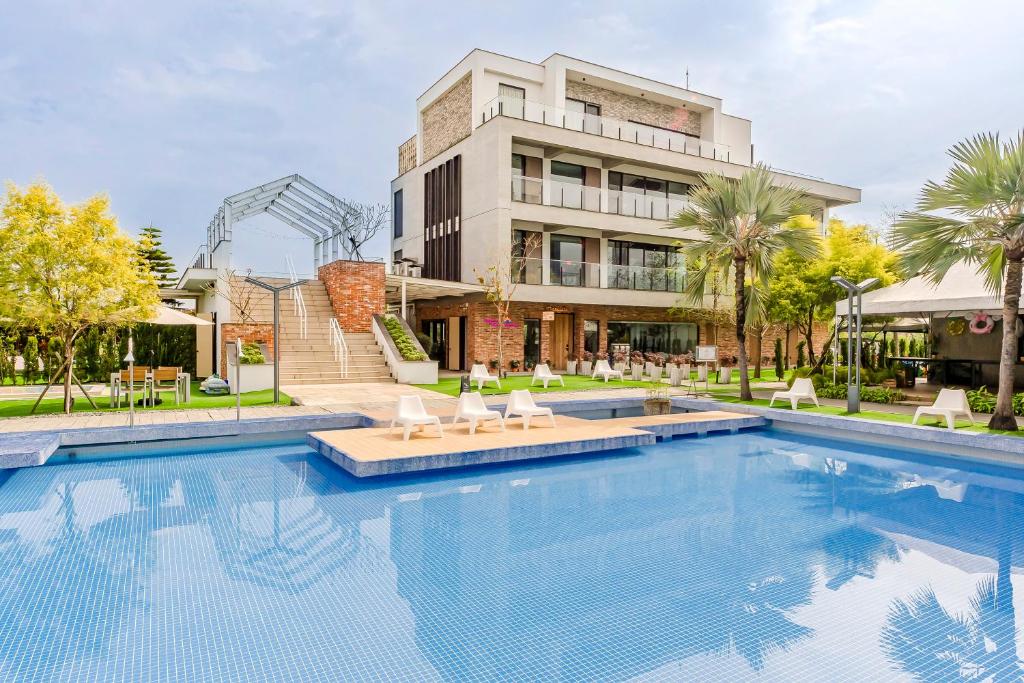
[{"xmin": 138, "ymin": 225, "xmax": 177, "ymax": 288}]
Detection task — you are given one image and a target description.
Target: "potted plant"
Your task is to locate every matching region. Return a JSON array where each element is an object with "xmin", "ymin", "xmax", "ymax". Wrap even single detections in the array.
[
  {"xmin": 681, "ymin": 351, "xmax": 694, "ymax": 382},
  {"xmin": 228, "ymin": 341, "xmax": 274, "ymax": 394},
  {"xmin": 613, "ymin": 351, "xmax": 627, "ymax": 373},
  {"xmin": 718, "ymin": 355, "xmax": 737, "ymax": 384},
  {"xmin": 646, "ymin": 352, "xmax": 664, "ymax": 382},
  {"xmin": 579, "ymin": 350, "xmax": 593, "ymax": 377},
  {"xmin": 630, "ymin": 351, "xmax": 644, "ymax": 380},
  {"xmin": 509, "ymin": 358, "xmax": 521, "ymax": 374},
  {"xmin": 566, "ymin": 353, "xmax": 578, "ymax": 375},
  {"xmin": 668, "ymin": 354, "xmax": 685, "ymax": 386}
]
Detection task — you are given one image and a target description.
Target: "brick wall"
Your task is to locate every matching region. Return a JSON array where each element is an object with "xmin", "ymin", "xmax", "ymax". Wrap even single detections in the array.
[
  {"xmin": 565, "ymin": 80, "xmax": 701, "ymax": 137},
  {"xmin": 220, "ymin": 323, "xmax": 274, "ymax": 377},
  {"xmin": 421, "ymin": 73, "xmax": 472, "ymax": 162},
  {"xmin": 318, "ymin": 259, "xmax": 385, "ymax": 333},
  {"xmin": 415, "ymin": 297, "xmax": 828, "ymax": 371},
  {"xmin": 398, "ymin": 135, "xmax": 417, "ymax": 175}
]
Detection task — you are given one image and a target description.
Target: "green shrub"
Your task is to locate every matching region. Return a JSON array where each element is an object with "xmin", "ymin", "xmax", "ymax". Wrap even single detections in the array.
[
  {"xmin": 966, "ymin": 386, "xmax": 1024, "ymax": 416},
  {"xmin": 773, "ymin": 338, "xmax": 784, "ymax": 377},
  {"xmin": 796, "ymin": 341, "xmax": 807, "ymax": 368},
  {"xmin": 239, "ymin": 342, "xmax": 265, "ymax": 365},
  {"xmin": 816, "ymin": 384, "xmax": 905, "ymax": 404},
  {"xmin": 383, "ymin": 316, "xmax": 428, "ymax": 361}
]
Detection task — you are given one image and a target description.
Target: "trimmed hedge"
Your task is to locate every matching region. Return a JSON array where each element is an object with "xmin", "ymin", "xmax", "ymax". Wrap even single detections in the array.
[{"xmin": 383, "ymin": 316, "xmax": 428, "ymax": 361}]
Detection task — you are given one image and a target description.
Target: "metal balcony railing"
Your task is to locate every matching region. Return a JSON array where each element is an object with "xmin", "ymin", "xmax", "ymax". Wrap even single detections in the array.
[{"xmin": 511, "ymin": 175, "xmax": 690, "ymax": 221}]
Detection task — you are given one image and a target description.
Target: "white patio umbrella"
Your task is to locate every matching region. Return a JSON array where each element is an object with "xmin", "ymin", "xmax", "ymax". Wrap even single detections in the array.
[{"xmin": 145, "ymin": 304, "xmax": 213, "ymax": 326}]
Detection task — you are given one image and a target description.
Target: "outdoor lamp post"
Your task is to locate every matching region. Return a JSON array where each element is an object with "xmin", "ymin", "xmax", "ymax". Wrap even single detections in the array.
[
  {"xmin": 123, "ymin": 334, "xmax": 135, "ymax": 429},
  {"xmin": 831, "ymin": 276, "xmax": 879, "ymax": 413},
  {"xmin": 244, "ymin": 276, "xmax": 306, "ymax": 403}
]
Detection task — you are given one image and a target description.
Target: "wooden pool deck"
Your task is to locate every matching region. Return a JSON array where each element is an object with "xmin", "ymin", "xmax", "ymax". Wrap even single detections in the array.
[{"xmin": 307, "ymin": 410, "xmax": 764, "ymax": 477}]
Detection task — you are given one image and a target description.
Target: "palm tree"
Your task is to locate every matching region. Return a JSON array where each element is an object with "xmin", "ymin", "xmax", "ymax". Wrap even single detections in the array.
[
  {"xmin": 671, "ymin": 164, "xmax": 820, "ymax": 400},
  {"xmin": 893, "ymin": 133, "xmax": 1024, "ymax": 430}
]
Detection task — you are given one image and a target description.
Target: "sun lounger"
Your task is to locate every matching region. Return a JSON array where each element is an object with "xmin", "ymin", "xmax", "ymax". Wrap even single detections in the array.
[
  {"xmin": 390, "ymin": 395, "xmax": 444, "ymax": 441},
  {"xmin": 453, "ymin": 391, "xmax": 505, "ymax": 434},
  {"xmin": 770, "ymin": 377, "xmax": 820, "ymax": 410},
  {"xmin": 912, "ymin": 388, "xmax": 974, "ymax": 430},
  {"xmin": 503, "ymin": 389, "xmax": 556, "ymax": 430},
  {"xmin": 531, "ymin": 363, "xmax": 564, "ymax": 389}
]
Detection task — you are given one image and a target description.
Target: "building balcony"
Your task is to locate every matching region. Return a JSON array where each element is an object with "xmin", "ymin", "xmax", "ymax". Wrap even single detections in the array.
[
  {"xmin": 512, "ymin": 175, "xmax": 690, "ymax": 222},
  {"xmin": 512, "ymin": 257, "xmax": 689, "ymax": 293},
  {"xmin": 485, "ymin": 95, "xmax": 739, "ymax": 164}
]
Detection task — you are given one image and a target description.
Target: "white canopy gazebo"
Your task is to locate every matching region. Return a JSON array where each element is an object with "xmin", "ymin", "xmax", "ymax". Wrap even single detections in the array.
[{"xmin": 834, "ymin": 262, "xmax": 1016, "ymax": 317}]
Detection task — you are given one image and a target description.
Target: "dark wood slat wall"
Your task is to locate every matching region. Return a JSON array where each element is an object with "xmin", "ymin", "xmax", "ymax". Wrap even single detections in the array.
[{"xmin": 423, "ymin": 155, "xmax": 462, "ymax": 281}]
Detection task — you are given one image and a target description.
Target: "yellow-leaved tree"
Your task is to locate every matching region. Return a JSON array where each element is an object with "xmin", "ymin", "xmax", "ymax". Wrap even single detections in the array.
[{"xmin": 0, "ymin": 182, "xmax": 159, "ymax": 413}]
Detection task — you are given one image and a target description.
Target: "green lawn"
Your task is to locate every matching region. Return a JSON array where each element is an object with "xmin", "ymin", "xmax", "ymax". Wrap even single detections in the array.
[
  {"xmin": 0, "ymin": 382, "xmax": 291, "ymax": 419},
  {"xmin": 705, "ymin": 392, "xmax": 1021, "ymax": 437}
]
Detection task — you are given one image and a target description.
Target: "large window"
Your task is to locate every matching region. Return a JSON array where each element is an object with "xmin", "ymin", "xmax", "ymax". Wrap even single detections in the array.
[
  {"xmin": 523, "ymin": 318, "xmax": 541, "ymax": 368},
  {"xmin": 392, "ymin": 189, "xmax": 403, "ymax": 238},
  {"xmin": 607, "ymin": 240, "xmax": 684, "ymax": 291},
  {"xmin": 607, "ymin": 321, "xmax": 698, "ymax": 355},
  {"xmin": 550, "ymin": 161, "xmax": 586, "ymax": 184},
  {"xmin": 512, "ymin": 229, "xmax": 542, "ymax": 284},
  {"xmin": 584, "ymin": 320, "xmax": 599, "ymax": 354},
  {"xmin": 550, "ymin": 234, "xmax": 587, "ymax": 287}
]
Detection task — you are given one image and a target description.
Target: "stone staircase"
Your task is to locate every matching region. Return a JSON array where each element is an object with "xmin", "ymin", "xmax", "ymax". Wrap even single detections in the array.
[{"xmin": 245, "ymin": 278, "xmax": 393, "ymax": 385}]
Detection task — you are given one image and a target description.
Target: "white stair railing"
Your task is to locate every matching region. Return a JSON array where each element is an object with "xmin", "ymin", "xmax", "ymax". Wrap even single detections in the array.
[
  {"xmin": 329, "ymin": 317, "xmax": 349, "ymax": 378},
  {"xmin": 285, "ymin": 254, "xmax": 308, "ymax": 340}
]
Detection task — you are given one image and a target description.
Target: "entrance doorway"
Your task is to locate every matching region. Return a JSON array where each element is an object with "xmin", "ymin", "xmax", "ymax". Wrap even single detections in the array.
[
  {"xmin": 422, "ymin": 317, "xmax": 465, "ymax": 371},
  {"xmin": 551, "ymin": 313, "xmax": 574, "ymax": 370}
]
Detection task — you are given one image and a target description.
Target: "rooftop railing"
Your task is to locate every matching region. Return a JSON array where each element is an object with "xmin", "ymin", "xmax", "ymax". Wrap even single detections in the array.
[{"xmin": 485, "ymin": 95, "xmax": 738, "ymax": 163}]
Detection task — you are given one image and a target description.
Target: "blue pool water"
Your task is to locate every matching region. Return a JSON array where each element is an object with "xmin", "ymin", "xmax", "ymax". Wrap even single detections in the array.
[{"xmin": 0, "ymin": 430, "xmax": 1022, "ymax": 682}]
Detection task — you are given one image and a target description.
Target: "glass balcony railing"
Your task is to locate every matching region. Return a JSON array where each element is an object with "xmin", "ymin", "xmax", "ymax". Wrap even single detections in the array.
[
  {"xmin": 511, "ymin": 175, "xmax": 690, "ymax": 220},
  {"xmin": 512, "ymin": 256, "xmax": 689, "ymax": 292},
  {"xmin": 486, "ymin": 95, "xmax": 738, "ymax": 163},
  {"xmin": 512, "ymin": 257, "xmax": 601, "ymax": 288},
  {"xmin": 607, "ymin": 263, "xmax": 687, "ymax": 293}
]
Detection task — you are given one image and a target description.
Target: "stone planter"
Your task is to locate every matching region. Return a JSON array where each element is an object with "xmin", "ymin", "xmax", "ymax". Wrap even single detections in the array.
[
  {"xmin": 718, "ymin": 367, "xmax": 734, "ymax": 384},
  {"xmin": 227, "ymin": 361, "xmax": 274, "ymax": 395},
  {"xmin": 650, "ymin": 366, "xmax": 663, "ymax": 382},
  {"xmin": 643, "ymin": 398, "xmax": 672, "ymax": 416},
  {"xmin": 644, "ymin": 362, "xmax": 655, "ymax": 376},
  {"xmin": 665, "ymin": 363, "xmax": 678, "ymax": 374},
  {"xmin": 681, "ymin": 363, "xmax": 691, "ymax": 380},
  {"xmin": 614, "ymin": 361, "xmax": 626, "ymax": 373},
  {"xmin": 631, "ymin": 363, "xmax": 643, "ymax": 380},
  {"xmin": 579, "ymin": 361, "xmax": 593, "ymax": 377},
  {"xmin": 567, "ymin": 360, "xmax": 578, "ymax": 375},
  {"xmin": 669, "ymin": 367, "xmax": 682, "ymax": 387}
]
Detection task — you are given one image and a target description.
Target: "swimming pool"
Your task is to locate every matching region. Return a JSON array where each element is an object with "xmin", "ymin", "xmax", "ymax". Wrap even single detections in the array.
[{"xmin": 0, "ymin": 429, "xmax": 1021, "ymax": 681}]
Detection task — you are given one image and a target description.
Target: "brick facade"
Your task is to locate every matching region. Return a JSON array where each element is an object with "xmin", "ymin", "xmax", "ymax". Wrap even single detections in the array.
[
  {"xmin": 415, "ymin": 297, "xmax": 828, "ymax": 372},
  {"xmin": 318, "ymin": 259, "xmax": 385, "ymax": 333},
  {"xmin": 220, "ymin": 323, "xmax": 274, "ymax": 377},
  {"xmin": 398, "ymin": 135, "xmax": 417, "ymax": 175},
  {"xmin": 421, "ymin": 73, "xmax": 472, "ymax": 162},
  {"xmin": 565, "ymin": 80, "xmax": 701, "ymax": 137}
]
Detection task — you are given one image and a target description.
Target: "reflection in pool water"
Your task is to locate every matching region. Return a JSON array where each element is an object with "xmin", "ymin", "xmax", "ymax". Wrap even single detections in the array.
[{"xmin": 0, "ymin": 430, "xmax": 1021, "ymax": 681}]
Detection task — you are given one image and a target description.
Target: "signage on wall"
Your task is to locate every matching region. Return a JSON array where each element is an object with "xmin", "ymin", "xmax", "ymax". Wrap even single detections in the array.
[{"xmin": 542, "ymin": 311, "xmax": 555, "ymax": 321}]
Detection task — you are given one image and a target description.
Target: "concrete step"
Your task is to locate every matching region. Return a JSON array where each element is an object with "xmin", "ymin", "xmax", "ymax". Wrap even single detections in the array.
[{"xmin": 283, "ymin": 377, "xmax": 396, "ymax": 385}]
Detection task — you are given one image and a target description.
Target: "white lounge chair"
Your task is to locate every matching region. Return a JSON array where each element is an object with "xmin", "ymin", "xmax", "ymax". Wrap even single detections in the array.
[
  {"xmin": 591, "ymin": 359, "xmax": 623, "ymax": 382},
  {"xmin": 504, "ymin": 389, "xmax": 556, "ymax": 430},
  {"xmin": 531, "ymin": 363, "xmax": 564, "ymax": 389},
  {"xmin": 912, "ymin": 388, "xmax": 974, "ymax": 430},
  {"xmin": 453, "ymin": 391, "xmax": 505, "ymax": 434},
  {"xmin": 770, "ymin": 377, "xmax": 820, "ymax": 410},
  {"xmin": 469, "ymin": 364, "xmax": 501, "ymax": 391},
  {"xmin": 390, "ymin": 395, "xmax": 443, "ymax": 441}
]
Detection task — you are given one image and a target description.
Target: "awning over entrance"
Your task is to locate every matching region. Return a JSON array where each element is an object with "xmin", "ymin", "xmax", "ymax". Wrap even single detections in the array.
[
  {"xmin": 835, "ymin": 262, "xmax": 1020, "ymax": 317},
  {"xmin": 385, "ymin": 274, "xmax": 484, "ymax": 304}
]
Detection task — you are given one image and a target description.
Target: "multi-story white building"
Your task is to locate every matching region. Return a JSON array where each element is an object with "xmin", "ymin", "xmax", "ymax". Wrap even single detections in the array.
[{"xmin": 391, "ymin": 50, "xmax": 860, "ymax": 372}]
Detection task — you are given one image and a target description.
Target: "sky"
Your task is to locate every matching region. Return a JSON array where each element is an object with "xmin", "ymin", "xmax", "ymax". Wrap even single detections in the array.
[{"xmin": 1, "ymin": 0, "xmax": 1022, "ymax": 277}]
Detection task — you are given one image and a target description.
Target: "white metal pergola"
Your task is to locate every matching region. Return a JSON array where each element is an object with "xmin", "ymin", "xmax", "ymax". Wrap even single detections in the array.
[{"xmin": 205, "ymin": 174, "xmax": 357, "ymax": 271}]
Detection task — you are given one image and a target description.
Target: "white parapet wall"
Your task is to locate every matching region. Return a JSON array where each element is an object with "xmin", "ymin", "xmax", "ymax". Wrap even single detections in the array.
[{"xmin": 372, "ymin": 314, "xmax": 439, "ymax": 385}]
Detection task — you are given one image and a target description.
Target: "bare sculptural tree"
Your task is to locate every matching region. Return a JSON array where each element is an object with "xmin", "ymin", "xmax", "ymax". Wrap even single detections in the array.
[{"xmin": 327, "ymin": 198, "xmax": 390, "ymax": 261}]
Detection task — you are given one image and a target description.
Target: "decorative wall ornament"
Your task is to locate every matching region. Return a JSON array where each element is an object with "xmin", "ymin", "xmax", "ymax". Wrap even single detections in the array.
[
  {"xmin": 968, "ymin": 312, "xmax": 994, "ymax": 335},
  {"xmin": 946, "ymin": 318, "xmax": 967, "ymax": 336}
]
